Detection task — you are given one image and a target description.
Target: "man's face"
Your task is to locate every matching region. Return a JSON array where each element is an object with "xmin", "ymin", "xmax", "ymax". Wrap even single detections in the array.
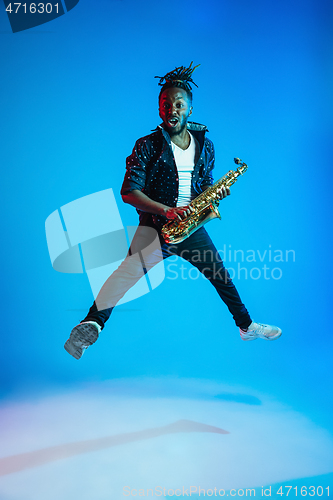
[{"xmin": 159, "ymin": 87, "xmax": 192, "ymax": 136}]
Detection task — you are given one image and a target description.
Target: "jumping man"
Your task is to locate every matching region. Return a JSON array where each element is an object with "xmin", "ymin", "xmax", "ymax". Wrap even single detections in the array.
[{"xmin": 64, "ymin": 63, "xmax": 282, "ymax": 360}]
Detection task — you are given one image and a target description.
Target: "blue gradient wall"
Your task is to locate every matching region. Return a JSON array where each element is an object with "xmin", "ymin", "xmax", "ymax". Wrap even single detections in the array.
[{"xmin": 0, "ymin": 0, "xmax": 332, "ymax": 492}]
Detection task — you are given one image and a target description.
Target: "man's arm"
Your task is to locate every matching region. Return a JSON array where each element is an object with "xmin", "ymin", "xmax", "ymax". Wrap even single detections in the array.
[{"xmin": 122, "ymin": 190, "xmax": 194, "ymax": 220}]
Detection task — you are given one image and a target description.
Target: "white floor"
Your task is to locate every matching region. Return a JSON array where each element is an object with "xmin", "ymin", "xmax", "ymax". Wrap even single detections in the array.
[{"xmin": 0, "ymin": 378, "xmax": 332, "ymax": 500}]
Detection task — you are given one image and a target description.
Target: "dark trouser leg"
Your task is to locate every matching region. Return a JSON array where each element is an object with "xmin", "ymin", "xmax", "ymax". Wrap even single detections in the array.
[
  {"xmin": 81, "ymin": 224, "xmax": 251, "ymax": 331},
  {"xmin": 81, "ymin": 301, "xmax": 113, "ymax": 330},
  {"xmin": 173, "ymin": 228, "xmax": 252, "ymax": 329}
]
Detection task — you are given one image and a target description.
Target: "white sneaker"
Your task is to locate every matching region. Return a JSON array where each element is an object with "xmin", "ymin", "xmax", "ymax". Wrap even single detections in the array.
[
  {"xmin": 239, "ymin": 321, "xmax": 282, "ymax": 341},
  {"xmin": 64, "ymin": 321, "xmax": 101, "ymax": 359}
]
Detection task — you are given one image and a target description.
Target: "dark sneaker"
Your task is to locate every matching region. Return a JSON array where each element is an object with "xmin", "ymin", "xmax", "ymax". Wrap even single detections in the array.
[
  {"xmin": 64, "ymin": 321, "xmax": 101, "ymax": 359},
  {"xmin": 239, "ymin": 321, "xmax": 282, "ymax": 341}
]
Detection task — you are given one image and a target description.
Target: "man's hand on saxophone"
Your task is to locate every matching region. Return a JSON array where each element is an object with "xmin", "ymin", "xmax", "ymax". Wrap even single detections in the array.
[
  {"xmin": 163, "ymin": 205, "xmax": 195, "ymax": 220},
  {"xmin": 163, "ymin": 186, "xmax": 231, "ymax": 221},
  {"xmin": 122, "ymin": 186, "xmax": 230, "ymax": 224},
  {"xmin": 202, "ymin": 184, "xmax": 231, "ymax": 200},
  {"xmin": 216, "ymin": 185, "xmax": 231, "ymax": 200}
]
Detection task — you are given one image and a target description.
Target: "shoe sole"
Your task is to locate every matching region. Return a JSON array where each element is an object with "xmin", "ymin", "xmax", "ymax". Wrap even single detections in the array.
[
  {"xmin": 261, "ymin": 330, "xmax": 282, "ymax": 341},
  {"xmin": 64, "ymin": 339, "xmax": 83, "ymax": 360},
  {"xmin": 240, "ymin": 333, "xmax": 258, "ymax": 341},
  {"xmin": 64, "ymin": 323, "xmax": 99, "ymax": 360}
]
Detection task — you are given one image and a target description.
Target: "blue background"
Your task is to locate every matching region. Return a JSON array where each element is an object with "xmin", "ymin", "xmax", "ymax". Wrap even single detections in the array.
[{"xmin": 1, "ymin": 0, "xmax": 332, "ymax": 490}]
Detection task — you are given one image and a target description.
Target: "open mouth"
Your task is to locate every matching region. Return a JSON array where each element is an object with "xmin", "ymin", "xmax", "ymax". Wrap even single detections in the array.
[{"xmin": 168, "ymin": 118, "xmax": 179, "ymax": 127}]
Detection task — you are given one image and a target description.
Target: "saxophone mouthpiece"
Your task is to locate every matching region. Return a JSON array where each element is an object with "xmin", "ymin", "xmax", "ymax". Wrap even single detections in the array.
[{"xmin": 234, "ymin": 158, "xmax": 241, "ymax": 164}]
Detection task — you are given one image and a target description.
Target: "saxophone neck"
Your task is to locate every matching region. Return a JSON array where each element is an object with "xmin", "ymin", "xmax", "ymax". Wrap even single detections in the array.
[
  {"xmin": 215, "ymin": 171, "xmax": 237, "ymax": 189},
  {"xmin": 216, "ymin": 162, "xmax": 248, "ymax": 188},
  {"xmin": 192, "ymin": 159, "xmax": 248, "ymax": 206}
]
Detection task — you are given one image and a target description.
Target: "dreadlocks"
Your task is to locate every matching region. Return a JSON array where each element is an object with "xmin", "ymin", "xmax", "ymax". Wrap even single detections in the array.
[{"xmin": 155, "ymin": 62, "xmax": 200, "ymax": 103}]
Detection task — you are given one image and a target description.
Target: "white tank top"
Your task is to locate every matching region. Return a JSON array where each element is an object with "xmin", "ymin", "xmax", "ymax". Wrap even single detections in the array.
[{"xmin": 171, "ymin": 132, "xmax": 196, "ymax": 207}]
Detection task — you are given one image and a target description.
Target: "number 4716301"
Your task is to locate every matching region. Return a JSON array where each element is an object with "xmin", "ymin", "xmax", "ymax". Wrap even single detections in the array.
[
  {"xmin": 277, "ymin": 485, "xmax": 329, "ymax": 496},
  {"xmin": 6, "ymin": 3, "xmax": 59, "ymax": 14}
]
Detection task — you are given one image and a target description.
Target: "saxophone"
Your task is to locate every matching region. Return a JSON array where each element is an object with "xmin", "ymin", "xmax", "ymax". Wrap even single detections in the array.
[{"xmin": 161, "ymin": 158, "xmax": 248, "ymax": 244}]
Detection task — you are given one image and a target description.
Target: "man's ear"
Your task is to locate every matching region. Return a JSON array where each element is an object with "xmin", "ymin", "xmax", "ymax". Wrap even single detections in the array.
[{"xmin": 189, "ymin": 106, "xmax": 193, "ymax": 116}]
